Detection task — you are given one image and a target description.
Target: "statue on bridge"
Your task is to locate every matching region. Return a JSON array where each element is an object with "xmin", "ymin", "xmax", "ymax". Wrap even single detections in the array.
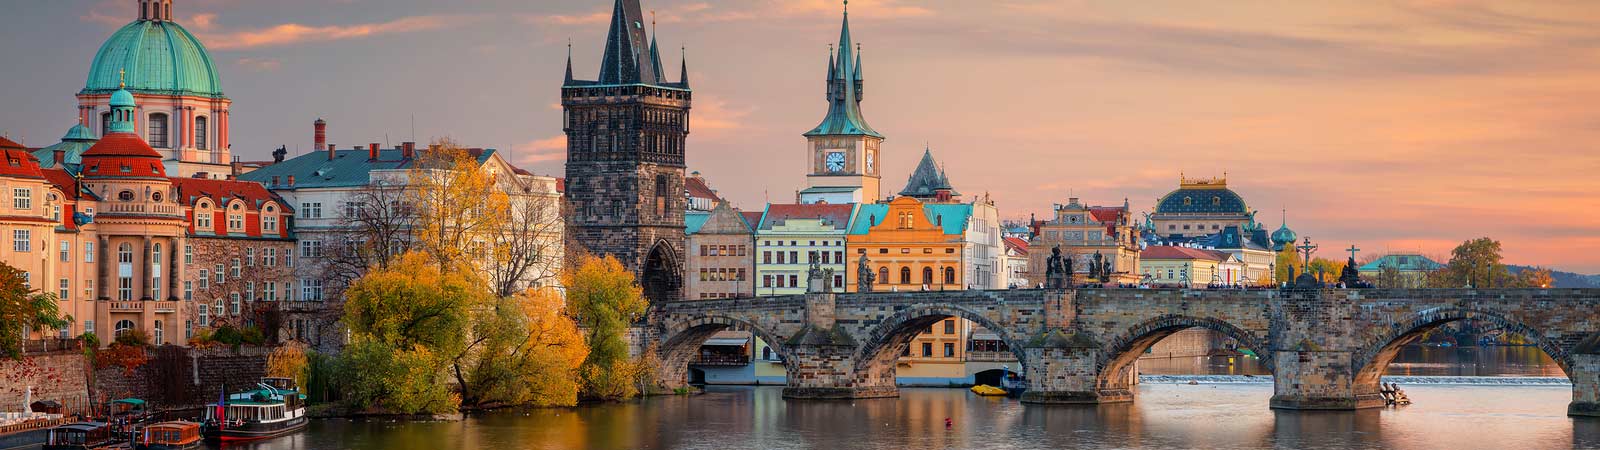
[
  {"xmin": 807, "ymin": 253, "xmax": 834, "ymax": 294},
  {"xmin": 857, "ymin": 253, "xmax": 875, "ymax": 292},
  {"xmin": 1088, "ymin": 251, "xmax": 1111, "ymax": 284},
  {"xmin": 1046, "ymin": 246, "xmax": 1071, "ymax": 289}
]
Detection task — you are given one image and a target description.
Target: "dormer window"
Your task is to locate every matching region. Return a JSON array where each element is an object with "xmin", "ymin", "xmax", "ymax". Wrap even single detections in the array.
[
  {"xmin": 195, "ymin": 201, "xmax": 212, "ymax": 229},
  {"xmin": 118, "ymin": 191, "xmax": 134, "ymax": 202},
  {"xmin": 1212, "ymin": 196, "xmax": 1221, "ymax": 206},
  {"xmin": 1183, "ymin": 197, "xmax": 1192, "ymax": 206},
  {"xmin": 120, "ymin": 165, "xmax": 131, "ymax": 173}
]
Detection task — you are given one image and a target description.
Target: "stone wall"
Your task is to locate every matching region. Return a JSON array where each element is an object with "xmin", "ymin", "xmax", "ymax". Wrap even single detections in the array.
[
  {"xmin": 1144, "ymin": 328, "xmax": 1225, "ymax": 359},
  {"xmin": 93, "ymin": 346, "xmax": 271, "ymax": 410},
  {"xmin": 0, "ymin": 351, "xmax": 90, "ymax": 415}
]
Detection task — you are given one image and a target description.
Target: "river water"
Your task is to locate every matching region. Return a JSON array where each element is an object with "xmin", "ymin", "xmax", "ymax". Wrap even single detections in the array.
[{"xmin": 223, "ymin": 346, "xmax": 1595, "ymax": 450}]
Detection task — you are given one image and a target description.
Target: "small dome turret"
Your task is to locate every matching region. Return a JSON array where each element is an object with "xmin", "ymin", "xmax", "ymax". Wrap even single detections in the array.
[{"xmin": 1270, "ymin": 209, "xmax": 1297, "ymax": 251}]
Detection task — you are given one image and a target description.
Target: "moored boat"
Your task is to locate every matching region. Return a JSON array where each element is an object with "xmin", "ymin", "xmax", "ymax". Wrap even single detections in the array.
[
  {"xmin": 42, "ymin": 421, "xmax": 113, "ymax": 450},
  {"xmin": 200, "ymin": 378, "xmax": 308, "ymax": 443},
  {"xmin": 132, "ymin": 421, "xmax": 201, "ymax": 450},
  {"xmin": 970, "ymin": 384, "xmax": 1007, "ymax": 396}
]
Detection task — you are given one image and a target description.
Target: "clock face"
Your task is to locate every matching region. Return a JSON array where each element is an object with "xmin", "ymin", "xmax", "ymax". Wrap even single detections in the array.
[{"xmin": 825, "ymin": 152, "xmax": 846, "ymax": 172}]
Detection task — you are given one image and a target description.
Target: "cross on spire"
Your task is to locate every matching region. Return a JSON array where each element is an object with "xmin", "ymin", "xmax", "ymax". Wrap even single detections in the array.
[
  {"xmin": 119, "ymin": 68, "xmax": 126, "ymax": 89},
  {"xmin": 1346, "ymin": 244, "xmax": 1361, "ymax": 260}
]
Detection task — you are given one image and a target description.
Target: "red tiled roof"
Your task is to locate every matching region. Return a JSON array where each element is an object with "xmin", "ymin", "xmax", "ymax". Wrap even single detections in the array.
[
  {"xmin": 1003, "ymin": 237, "xmax": 1029, "ymax": 255},
  {"xmin": 40, "ymin": 168, "xmax": 87, "ymax": 198},
  {"xmin": 0, "ymin": 148, "xmax": 45, "ymax": 179},
  {"xmin": 1088, "ymin": 206, "xmax": 1124, "ymax": 223},
  {"xmin": 171, "ymin": 178, "xmax": 291, "ymax": 212},
  {"xmin": 759, "ymin": 204, "xmax": 854, "ymax": 230},
  {"xmin": 0, "ymin": 136, "xmax": 24, "ymax": 150},
  {"xmin": 740, "ymin": 211, "xmax": 764, "ymax": 231},
  {"xmin": 1141, "ymin": 245, "xmax": 1229, "ymax": 262},
  {"xmin": 555, "ymin": 178, "xmax": 565, "ymax": 193},
  {"xmin": 686, "ymin": 176, "xmax": 720, "ymax": 202},
  {"xmin": 82, "ymin": 132, "xmax": 162, "ymax": 158}
]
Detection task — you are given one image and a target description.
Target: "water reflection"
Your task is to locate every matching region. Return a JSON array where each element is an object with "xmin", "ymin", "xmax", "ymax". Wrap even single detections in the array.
[
  {"xmin": 1137, "ymin": 345, "xmax": 1564, "ymax": 377},
  {"xmin": 212, "ymin": 345, "xmax": 1591, "ymax": 450}
]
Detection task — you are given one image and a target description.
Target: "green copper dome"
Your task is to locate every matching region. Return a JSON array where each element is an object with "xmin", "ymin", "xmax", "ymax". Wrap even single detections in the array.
[
  {"xmin": 82, "ymin": 18, "xmax": 223, "ymax": 98},
  {"xmin": 111, "ymin": 88, "xmax": 135, "ymax": 107},
  {"xmin": 34, "ymin": 123, "xmax": 100, "ymax": 169}
]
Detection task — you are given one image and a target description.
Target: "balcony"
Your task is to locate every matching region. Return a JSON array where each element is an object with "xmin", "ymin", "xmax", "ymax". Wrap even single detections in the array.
[
  {"xmin": 100, "ymin": 203, "xmax": 180, "ymax": 216},
  {"xmin": 966, "ymin": 351, "xmax": 1019, "ymax": 362},
  {"xmin": 108, "ymin": 301, "xmax": 143, "ymax": 312},
  {"xmin": 690, "ymin": 354, "xmax": 751, "ymax": 366},
  {"xmin": 152, "ymin": 301, "xmax": 177, "ymax": 313}
]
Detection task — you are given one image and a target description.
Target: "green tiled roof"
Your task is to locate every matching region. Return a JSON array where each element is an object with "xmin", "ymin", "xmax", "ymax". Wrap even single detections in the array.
[
  {"xmin": 83, "ymin": 19, "xmax": 223, "ymax": 97},
  {"xmin": 850, "ymin": 203, "xmax": 971, "ymax": 235},
  {"xmin": 1358, "ymin": 254, "xmax": 1444, "ymax": 272},
  {"xmin": 685, "ymin": 211, "xmax": 711, "ymax": 234},
  {"xmin": 238, "ymin": 148, "xmax": 498, "ymax": 189},
  {"xmin": 34, "ymin": 123, "xmax": 99, "ymax": 169}
]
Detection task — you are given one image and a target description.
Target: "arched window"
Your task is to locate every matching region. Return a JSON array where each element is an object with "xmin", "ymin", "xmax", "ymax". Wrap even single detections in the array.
[
  {"xmin": 118, "ymin": 191, "xmax": 134, "ymax": 202},
  {"xmin": 1183, "ymin": 197, "xmax": 1193, "ymax": 206},
  {"xmin": 148, "ymin": 113, "xmax": 169, "ymax": 148},
  {"xmin": 1212, "ymin": 196, "xmax": 1222, "ymax": 206},
  {"xmin": 101, "ymin": 113, "xmax": 112, "ymax": 137},
  {"xmin": 922, "ymin": 267, "xmax": 934, "ymax": 286},
  {"xmin": 944, "ymin": 267, "xmax": 957, "ymax": 285},
  {"xmin": 114, "ymin": 320, "xmax": 135, "ymax": 338},
  {"xmin": 195, "ymin": 116, "xmax": 208, "ymax": 150},
  {"xmin": 899, "ymin": 267, "xmax": 911, "ymax": 285},
  {"xmin": 195, "ymin": 201, "xmax": 213, "ymax": 229},
  {"xmin": 878, "ymin": 267, "xmax": 889, "ymax": 285},
  {"xmin": 227, "ymin": 202, "xmax": 244, "ymax": 231}
]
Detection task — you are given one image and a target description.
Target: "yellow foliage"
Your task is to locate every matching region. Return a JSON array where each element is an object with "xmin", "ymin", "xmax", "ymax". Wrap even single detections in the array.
[
  {"xmin": 266, "ymin": 343, "xmax": 309, "ymax": 389},
  {"xmin": 563, "ymin": 254, "xmax": 649, "ymax": 400},
  {"xmin": 407, "ymin": 138, "xmax": 511, "ymax": 272}
]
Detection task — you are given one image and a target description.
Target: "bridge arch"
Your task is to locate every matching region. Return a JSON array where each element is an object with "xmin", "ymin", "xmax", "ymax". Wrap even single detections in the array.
[
  {"xmin": 1095, "ymin": 315, "xmax": 1273, "ymax": 391},
  {"xmin": 1350, "ymin": 307, "xmax": 1572, "ymax": 390},
  {"xmin": 656, "ymin": 314, "xmax": 792, "ymax": 387},
  {"xmin": 852, "ymin": 303, "xmax": 1029, "ymax": 378}
]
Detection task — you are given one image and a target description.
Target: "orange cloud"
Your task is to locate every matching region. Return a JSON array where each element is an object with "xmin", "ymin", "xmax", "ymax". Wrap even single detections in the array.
[
  {"xmin": 514, "ymin": 135, "xmax": 567, "ymax": 166},
  {"xmin": 194, "ymin": 15, "xmax": 466, "ymax": 50}
]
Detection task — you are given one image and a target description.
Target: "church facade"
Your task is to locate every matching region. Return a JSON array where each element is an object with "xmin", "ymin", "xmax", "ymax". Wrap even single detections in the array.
[{"xmin": 562, "ymin": 0, "xmax": 692, "ymax": 303}]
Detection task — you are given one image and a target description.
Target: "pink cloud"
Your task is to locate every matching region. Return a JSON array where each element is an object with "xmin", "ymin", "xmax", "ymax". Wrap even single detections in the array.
[
  {"xmin": 514, "ymin": 135, "xmax": 567, "ymax": 166},
  {"xmin": 233, "ymin": 57, "xmax": 282, "ymax": 72}
]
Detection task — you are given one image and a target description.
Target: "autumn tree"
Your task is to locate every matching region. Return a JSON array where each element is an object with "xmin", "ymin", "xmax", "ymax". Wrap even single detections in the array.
[
  {"xmin": 266, "ymin": 342, "xmax": 309, "ymax": 389},
  {"xmin": 407, "ymin": 138, "xmax": 509, "ymax": 272},
  {"xmin": 464, "ymin": 287, "xmax": 588, "ymax": 407},
  {"xmin": 487, "ymin": 186, "xmax": 565, "ymax": 297},
  {"xmin": 566, "ymin": 254, "xmax": 649, "ymax": 400},
  {"xmin": 1515, "ymin": 267, "xmax": 1555, "ymax": 288},
  {"xmin": 0, "ymin": 262, "xmax": 69, "ymax": 359},
  {"xmin": 339, "ymin": 252, "xmax": 488, "ymax": 414},
  {"xmin": 1435, "ymin": 237, "xmax": 1513, "ymax": 288}
]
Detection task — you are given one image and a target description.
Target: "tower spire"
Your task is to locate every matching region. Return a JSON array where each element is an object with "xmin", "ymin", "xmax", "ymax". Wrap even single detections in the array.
[
  {"xmin": 649, "ymin": 10, "xmax": 665, "ymax": 82},
  {"xmin": 805, "ymin": 0, "xmax": 879, "ymax": 138},
  {"xmin": 564, "ymin": 39, "xmax": 574, "ymax": 84},
  {"xmin": 597, "ymin": 0, "xmax": 657, "ymax": 85},
  {"xmin": 679, "ymin": 45, "xmax": 690, "ymax": 87}
]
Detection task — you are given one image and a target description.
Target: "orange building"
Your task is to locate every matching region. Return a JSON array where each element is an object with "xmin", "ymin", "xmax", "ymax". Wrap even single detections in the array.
[{"xmin": 845, "ymin": 196, "xmax": 968, "ymax": 292}]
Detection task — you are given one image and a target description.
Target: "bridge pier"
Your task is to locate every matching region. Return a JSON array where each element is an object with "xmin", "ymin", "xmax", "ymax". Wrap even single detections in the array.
[
  {"xmin": 780, "ymin": 342, "xmax": 898, "ymax": 400},
  {"xmin": 1269, "ymin": 349, "xmax": 1381, "ymax": 410},
  {"xmin": 1018, "ymin": 332, "xmax": 1132, "ymax": 404},
  {"xmin": 1571, "ymin": 353, "xmax": 1600, "ymax": 417}
]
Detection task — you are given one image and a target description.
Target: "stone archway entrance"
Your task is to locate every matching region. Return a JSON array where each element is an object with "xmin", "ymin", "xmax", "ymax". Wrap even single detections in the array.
[{"xmin": 642, "ymin": 241, "xmax": 682, "ymax": 303}]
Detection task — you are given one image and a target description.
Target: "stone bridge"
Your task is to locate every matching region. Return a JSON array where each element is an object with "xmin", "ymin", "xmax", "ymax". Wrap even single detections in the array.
[{"xmin": 647, "ymin": 288, "xmax": 1600, "ymax": 417}]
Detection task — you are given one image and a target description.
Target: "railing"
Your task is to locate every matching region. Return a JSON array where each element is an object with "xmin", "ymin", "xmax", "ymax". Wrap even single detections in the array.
[
  {"xmin": 966, "ymin": 351, "xmax": 1018, "ymax": 362},
  {"xmin": 151, "ymin": 301, "xmax": 177, "ymax": 313},
  {"xmin": 0, "ymin": 417, "xmax": 68, "ymax": 435},
  {"xmin": 100, "ymin": 203, "xmax": 180, "ymax": 216},
  {"xmin": 690, "ymin": 355, "xmax": 750, "ymax": 366},
  {"xmin": 19, "ymin": 339, "xmax": 82, "ymax": 355},
  {"xmin": 109, "ymin": 301, "xmax": 143, "ymax": 312},
  {"xmin": 279, "ymin": 301, "xmax": 327, "ymax": 312}
]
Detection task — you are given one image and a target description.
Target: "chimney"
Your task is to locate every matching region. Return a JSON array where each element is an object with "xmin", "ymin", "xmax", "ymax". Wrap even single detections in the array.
[
  {"xmin": 313, "ymin": 118, "xmax": 327, "ymax": 151},
  {"xmin": 402, "ymin": 142, "xmax": 415, "ymax": 160},
  {"xmin": 53, "ymin": 149, "xmax": 65, "ymax": 165},
  {"xmin": 368, "ymin": 143, "xmax": 379, "ymax": 160},
  {"xmin": 271, "ymin": 176, "xmax": 280, "ymax": 187},
  {"xmin": 287, "ymin": 175, "xmax": 295, "ymax": 186},
  {"xmin": 327, "ymin": 143, "xmax": 335, "ymax": 161},
  {"xmin": 230, "ymin": 161, "xmax": 242, "ymax": 177}
]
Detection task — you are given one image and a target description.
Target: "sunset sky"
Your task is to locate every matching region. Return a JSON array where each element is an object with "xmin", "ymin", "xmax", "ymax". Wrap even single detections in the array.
[{"xmin": 2, "ymin": 0, "xmax": 1597, "ymax": 272}]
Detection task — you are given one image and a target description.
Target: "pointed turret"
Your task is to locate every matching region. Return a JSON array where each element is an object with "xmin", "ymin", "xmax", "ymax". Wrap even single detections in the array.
[
  {"xmin": 648, "ymin": 16, "xmax": 665, "ymax": 82},
  {"xmin": 564, "ymin": 41, "xmax": 575, "ymax": 85},
  {"xmin": 853, "ymin": 45, "xmax": 864, "ymax": 101},
  {"xmin": 805, "ymin": 2, "xmax": 880, "ymax": 138},
  {"xmin": 596, "ymin": 0, "xmax": 659, "ymax": 85},
  {"xmin": 900, "ymin": 146, "xmax": 960, "ymax": 202},
  {"xmin": 679, "ymin": 46, "xmax": 690, "ymax": 88}
]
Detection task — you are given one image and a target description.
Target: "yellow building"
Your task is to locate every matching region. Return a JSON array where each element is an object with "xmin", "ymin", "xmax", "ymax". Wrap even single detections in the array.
[
  {"xmin": 1027, "ymin": 197, "xmax": 1142, "ymax": 286},
  {"xmin": 1139, "ymin": 245, "xmax": 1242, "ymax": 288}
]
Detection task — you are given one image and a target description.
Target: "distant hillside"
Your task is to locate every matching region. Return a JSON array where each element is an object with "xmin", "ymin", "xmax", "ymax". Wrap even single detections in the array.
[{"xmin": 1508, "ymin": 265, "xmax": 1600, "ymax": 288}]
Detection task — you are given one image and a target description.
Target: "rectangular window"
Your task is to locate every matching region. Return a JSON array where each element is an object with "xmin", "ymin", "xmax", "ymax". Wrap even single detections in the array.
[
  {"xmin": 183, "ymin": 281, "xmax": 193, "ymax": 301},
  {"xmin": 198, "ymin": 305, "xmax": 208, "ymax": 327},
  {"xmin": 763, "ymin": 275, "xmax": 772, "ymax": 288},
  {"xmin": 834, "ymin": 251, "xmax": 843, "ymax": 263},
  {"xmin": 230, "ymin": 293, "xmax": 241, "ymax": 315},
  {"xmin": 84, "ymin": 242, "xmax": 94, "ymax": 262},
  {"xmin": 788, "ymin": 275, "xmax": 797, "ymax": 287},
  {"xmin": 245, "ymin": 248, "xmax": 255, "ymax": 266},
  {"xmin": 12, "ymin": 188, "xmax": 32, "ymax": 210},
  {"xmin": 264, "ymin": 248, "xmax": 276, "ymax": 266},
  {"xmin": 944, "ymin": 343, "xmax": 955, "ymax": 357},
  {"xmin": 184, "ymin": 245, "xmax": 192, "ymax": 263},
  {"xmin": 198, "ymin": 270, "xmax": 209, "ymax": 290},
  {"xmin": 85, "ymin": 279, "xmax": 94, "ymax": 299},
  {"xmin": 944, "ymin": 319, "xmax": 955, "ymax": 334},
  {"xmin": 264, "ymin": 283, "xmax": 276, "ymax": 302},
  {"xmin": 59, "ymin": 241, "xmax": 69, "ymax": 262},
  {"xmin": 263, "ymin": 215, "xmax": 278, "ymax": 232},
  {"xmin": 196, "ymin": 210, "xmax": 212, "ymax": 230},
  {"xmin": 227, "ymin": 213, "xmax": 243, "ymax": 230},
  {"xmin": 922, "ymin": 342, "xmax": 933, "ymax": 357},
  {"xmin": 215, "ymin": 264, "xmax": 225, "ymax": 283},
  {"xmin": 789, "ymin": 251, "xmax": 798, "ymax": 264},
  {"xmin": 230, "ymin": 258, "xmax": 241, "ymax": 277},
  {"xmin": 285, "ymin": 254, "xmax": 293, "ymax": 268},
  {"xmin": 300, "ymin": 279, "xmax": 324, "ymax": 301},
  {"xmin": 244, "ymin": 282, "xmax": 255, "ymax": 302},
  {"xmin": 763, "ymin": 251, "xmax": 771, "ymax": 264},
  {"xmin": 776, "ymin": 252, "xmax": 785, "ymax": 264},
  {"xmin": 58, "ymin": 278, "xmax": 69, "ymax": 300},
  {"xmin": 149, "ymin": 276, "xmax": 161, "ymax": 299},
  {"xmin": 117, "ymin": 277, "xmax": 132, "ymax": 300},
  {"xmin": 301, "ymin": 202, "xmax": 322, "ymax": 219},
  {"xmin": 301, "ymin": 240, "xmax": 323, "ymax": 258},
  {"xmin": 84, "ymin": 320, "xmax": 94, "ymax": 337},
  {"xmin": 12, "ymin": 229, "xmax": 30, "ymax": 252},
  {"xmin": 185, "ymin": 320, "xmax": 194, "ymax": 339}
]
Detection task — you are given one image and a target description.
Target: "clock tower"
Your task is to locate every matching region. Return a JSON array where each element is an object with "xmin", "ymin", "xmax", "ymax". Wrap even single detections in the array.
[{"xmin": 799, "ymin": 3, "xmax": 882, "ymax": 205}]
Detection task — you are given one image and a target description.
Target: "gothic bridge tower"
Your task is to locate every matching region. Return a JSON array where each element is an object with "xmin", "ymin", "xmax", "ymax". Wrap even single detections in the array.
[{"xmin": 563, "ymin": 0, "xmax": 692, "ymax": 302}]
